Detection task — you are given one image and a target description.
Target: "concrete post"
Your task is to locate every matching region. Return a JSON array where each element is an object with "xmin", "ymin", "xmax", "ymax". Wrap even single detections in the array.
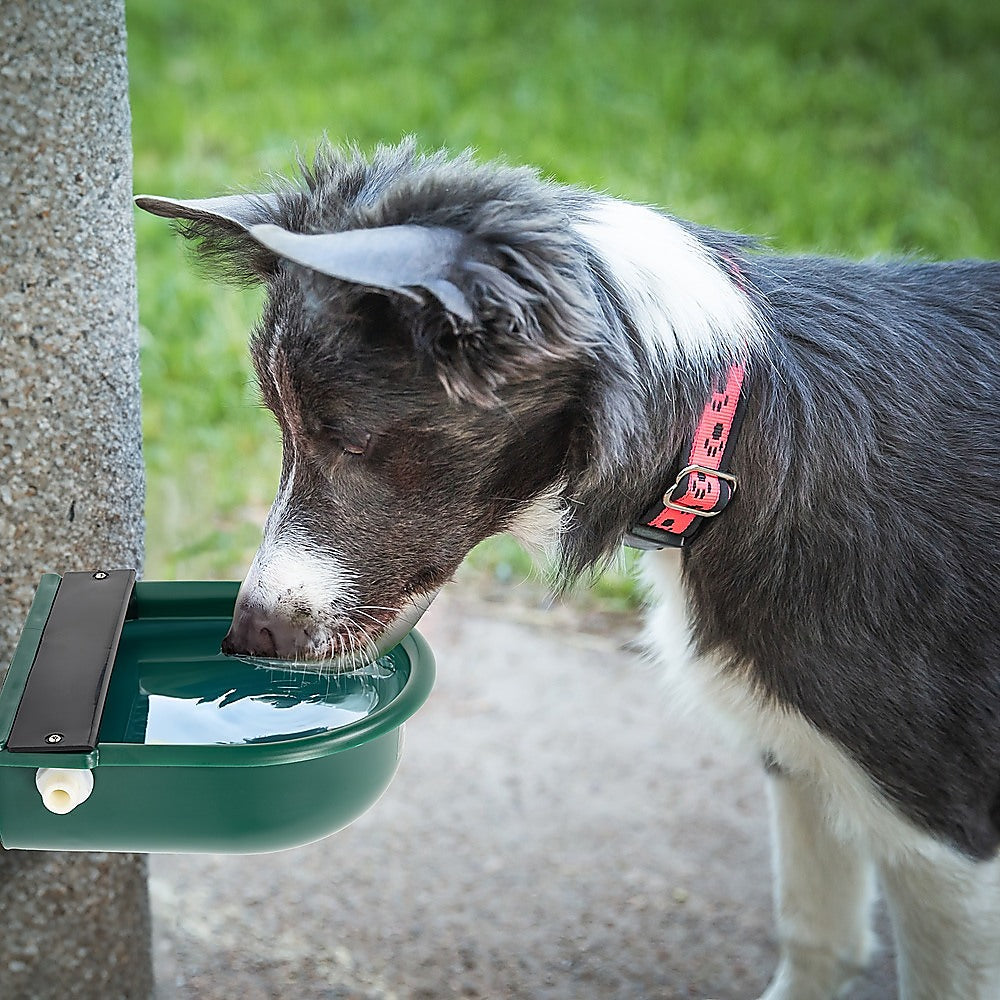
[{"xmin": 0, "ymin": 1, "xmax": 153, "ymax": 998}]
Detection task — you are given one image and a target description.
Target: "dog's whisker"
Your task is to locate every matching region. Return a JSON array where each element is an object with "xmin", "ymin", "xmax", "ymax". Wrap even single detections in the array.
[
  {"xmin": 350, "ymin": 608, "xmax": 390, "ymax": 629},
  {"xmin": 342, "ymin": 614, "xmax": 382, "ymax": 665}
]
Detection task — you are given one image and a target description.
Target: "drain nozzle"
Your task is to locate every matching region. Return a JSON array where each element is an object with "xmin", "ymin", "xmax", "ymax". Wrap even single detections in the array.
[{"xmin": 35, "ymin": 768, "xmax": 94, "ymax": 814}]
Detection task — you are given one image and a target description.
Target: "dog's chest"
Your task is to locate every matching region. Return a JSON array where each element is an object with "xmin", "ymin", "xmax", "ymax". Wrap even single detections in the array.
[{"xmin": 641, "ymin": 549, "xmax": 950, "ymax": 862}]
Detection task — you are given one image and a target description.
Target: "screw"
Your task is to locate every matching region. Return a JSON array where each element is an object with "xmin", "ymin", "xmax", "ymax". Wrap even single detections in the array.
[
  {"xmin": 45, "ymin": 733, "xmax": 64, "ymax": 744},
  {"xmin": 93, "ymin": 571, "xmax": 108, "ymax": 580}
]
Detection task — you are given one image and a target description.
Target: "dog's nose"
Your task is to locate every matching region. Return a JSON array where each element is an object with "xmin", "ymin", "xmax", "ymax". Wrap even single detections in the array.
[{"xmin": 221, "ymin": 605, "xmax": 304, "ymax": 659}]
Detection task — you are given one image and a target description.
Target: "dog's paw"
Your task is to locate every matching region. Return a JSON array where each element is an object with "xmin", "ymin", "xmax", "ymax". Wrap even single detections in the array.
[
  {"xmin": 756, "ymin": 929, "xmax": 873, "ymax": 1000},
  {"xmin": 756, "ymin": 978, "xmax": 859, "ymax": 1000}
]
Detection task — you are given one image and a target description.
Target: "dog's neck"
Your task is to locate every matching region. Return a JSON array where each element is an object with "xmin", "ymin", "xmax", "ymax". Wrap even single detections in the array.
[{"xmin": 550, "ymin": 198, "xmax": 767, "ymax": 575}]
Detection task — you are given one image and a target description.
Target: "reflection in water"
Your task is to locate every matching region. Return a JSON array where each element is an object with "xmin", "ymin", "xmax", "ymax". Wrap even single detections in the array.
[
  {"xmin": 143, "ymin": 659, "xmax": 387, "ymax": 745},
  {"xmin": 103, "ymin": 617, "xmax": 407, "ymax": 746}
]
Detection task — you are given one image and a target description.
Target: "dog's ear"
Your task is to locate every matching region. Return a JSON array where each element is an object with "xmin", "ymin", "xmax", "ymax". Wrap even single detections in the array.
[
  {"xmin": 247, "ymin": 223, "xmax": 475, "ymax": 323},
  {"xmin": 247, "ymin": 221, "xmax": 593, "ymax": 404},
  {"xmin": 135, "ymin": 193, "xmax": 283, "ymax": 284},
  {"xmin": 134, "ymin": 193, "xmax": 282, "ymax": 230}
]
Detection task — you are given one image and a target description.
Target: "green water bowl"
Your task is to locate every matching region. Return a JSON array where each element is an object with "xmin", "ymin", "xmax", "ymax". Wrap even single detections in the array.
[{"xmin": 0, "ymin": 572, "xmax": 434, "ymax": 854}]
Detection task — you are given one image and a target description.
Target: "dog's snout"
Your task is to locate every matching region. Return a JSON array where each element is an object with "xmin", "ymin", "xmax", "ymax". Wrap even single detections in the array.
[{"xmin": 221, "ymin": 605, "xmax": 305, "ymax": 659}]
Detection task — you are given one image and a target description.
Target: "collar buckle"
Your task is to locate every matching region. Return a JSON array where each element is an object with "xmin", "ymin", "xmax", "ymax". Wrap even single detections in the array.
[{"xmin": 663, "ymin": 465, "xmax": 739, "ymax": 517}]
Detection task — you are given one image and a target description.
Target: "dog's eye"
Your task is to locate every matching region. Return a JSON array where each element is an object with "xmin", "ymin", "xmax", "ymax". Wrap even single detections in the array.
[{"xmin": 341, "ymin": 432, "xmax": 371, "ymax": 457}]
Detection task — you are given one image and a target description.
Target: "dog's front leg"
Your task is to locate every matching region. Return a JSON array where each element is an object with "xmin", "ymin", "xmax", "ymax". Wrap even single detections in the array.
[
  {"xmin": 758, "ymin": 769, "xmax": 876, "ymax": 1000},
  {"xmin": 877, "ymin": 847, "xmax": 1000, "ymax": 1000}
]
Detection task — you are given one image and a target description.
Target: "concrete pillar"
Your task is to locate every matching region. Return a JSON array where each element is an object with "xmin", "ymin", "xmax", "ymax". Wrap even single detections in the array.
[{"xmin": 0, "ymin": 1, "xmax": 153, "ymax": 997}]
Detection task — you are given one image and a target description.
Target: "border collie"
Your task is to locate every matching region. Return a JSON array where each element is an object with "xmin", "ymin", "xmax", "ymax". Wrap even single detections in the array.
[{"xmin": 138, "ymin": 139, "xmax": 1000, "ymax": 1000}]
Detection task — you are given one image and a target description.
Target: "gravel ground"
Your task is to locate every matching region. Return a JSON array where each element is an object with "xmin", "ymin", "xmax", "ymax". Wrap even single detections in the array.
[{"xmin": 150, "ymin": 590, "xmax": 898, "ymax": 1000}]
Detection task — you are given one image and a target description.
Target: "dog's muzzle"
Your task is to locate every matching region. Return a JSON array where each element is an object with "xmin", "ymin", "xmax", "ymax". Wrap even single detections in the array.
[{"xmin": 220, "ymin": 589, "xmax": 439, "ymax": 665}]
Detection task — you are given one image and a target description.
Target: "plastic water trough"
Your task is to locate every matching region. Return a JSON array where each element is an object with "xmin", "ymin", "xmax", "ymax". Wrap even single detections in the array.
[{"xmin": 0, "ymin": 571, "xmax": 434, "ymax": 853}]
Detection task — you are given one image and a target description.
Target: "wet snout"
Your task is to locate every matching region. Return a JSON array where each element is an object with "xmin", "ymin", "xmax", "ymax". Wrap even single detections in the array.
[{"xmin": 221, "ymin": 603, "xmax": 306, "ymax": 658}]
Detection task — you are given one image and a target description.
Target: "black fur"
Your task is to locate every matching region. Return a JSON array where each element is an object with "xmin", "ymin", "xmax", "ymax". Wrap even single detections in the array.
[{"xmin": 693, "ymin": 255, "xmax": 1000, "ymax": 858}]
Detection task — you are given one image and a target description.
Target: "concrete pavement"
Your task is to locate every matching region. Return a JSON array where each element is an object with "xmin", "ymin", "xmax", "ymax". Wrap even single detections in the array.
[{"xmin": 150, "ymin": 588, "xmax": 898, "ymax": 999}]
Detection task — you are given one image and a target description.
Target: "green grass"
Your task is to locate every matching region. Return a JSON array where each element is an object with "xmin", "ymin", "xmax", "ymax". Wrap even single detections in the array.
[{"xmin": 128, "ymin": 0, "xmax": 1000, "ymax": 602}]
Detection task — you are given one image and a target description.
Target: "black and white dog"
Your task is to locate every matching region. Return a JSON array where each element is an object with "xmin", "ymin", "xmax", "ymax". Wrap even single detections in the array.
[{"xmin": 138, "ymin": 140, "xmax": 1000, "ymax": 1000}]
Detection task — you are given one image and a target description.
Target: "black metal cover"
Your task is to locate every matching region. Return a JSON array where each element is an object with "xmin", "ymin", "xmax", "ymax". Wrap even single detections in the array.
[{"xmin": 6, "ymin": 570, "xmax": 136, "ymax": 753}]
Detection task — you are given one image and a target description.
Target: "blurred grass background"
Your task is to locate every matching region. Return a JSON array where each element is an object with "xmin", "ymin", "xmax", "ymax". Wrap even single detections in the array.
[{"xmin": 128, "ymin": 0, "xmax": 1000, "ymax": 607}]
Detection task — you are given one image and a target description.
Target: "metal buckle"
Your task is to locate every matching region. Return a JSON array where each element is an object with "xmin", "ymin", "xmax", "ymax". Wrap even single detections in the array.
[{"xmin": 663, "ymin": 465, "xmax": 738, "ymax": 518}]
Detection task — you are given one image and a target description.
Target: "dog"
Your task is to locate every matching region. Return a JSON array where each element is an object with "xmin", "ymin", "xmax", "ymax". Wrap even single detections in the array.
[{"xmin": 137, "ymin": 139, "xmax": 1000, "ymax": 999}]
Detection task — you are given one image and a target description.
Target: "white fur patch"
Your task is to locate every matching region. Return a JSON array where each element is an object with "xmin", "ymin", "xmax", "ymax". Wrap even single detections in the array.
[
  {"xmin": 264, "ymin": 458, "xmax": 296, "ymax": 540},
  {"xmin": 237, "ymin": 537, "xmax": 356, "ymax": 619},
  {"xmin": 506, "ymin": 482, "xmax": 569, "ymax": 556},
  {"xmin": 575, "ymin": 198, "xmax": 762, "ymax": 366}
]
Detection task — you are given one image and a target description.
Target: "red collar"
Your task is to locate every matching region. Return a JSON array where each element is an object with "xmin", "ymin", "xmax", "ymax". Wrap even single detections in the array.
[{"xmin": 625, "ymin": 363, "xmax": 747, "ymax": 549}]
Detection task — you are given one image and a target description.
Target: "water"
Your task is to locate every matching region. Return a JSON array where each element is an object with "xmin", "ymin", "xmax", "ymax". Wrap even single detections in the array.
[
  {"xmin": 142, "ymin": 659, "xmax": 387, "ymax": 745},
  {"xmin": 100, "ymin": 619, "xmax": 408, "ymax": 746}
]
